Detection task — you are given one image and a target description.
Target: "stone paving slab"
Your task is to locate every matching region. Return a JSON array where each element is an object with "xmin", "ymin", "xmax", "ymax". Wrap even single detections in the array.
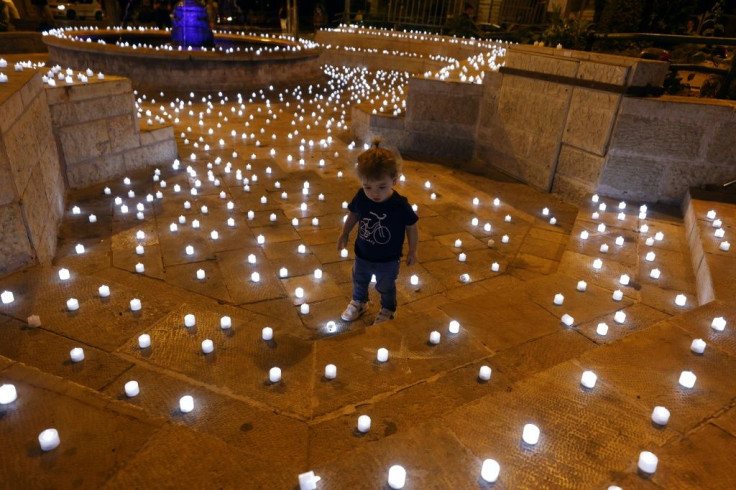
[
  {"xmin": 579, "ymin": 320, "xmax": 736, "ymax": 435},
  {"xmin": 666, "ymin": 299, "xmax": 736, "ymax": 359},
  {"xmin": 575, "ymin": 302, "xmax": 672, "ymax": 345},
  {"xmin": 100, "ymin": 423, "xmax": 294, "ymax": 489},
  {"xmin": 0, "ymin": 362, "xmax": 160, "ymax": 488},
  {"xmin": 116, "ymin": 303, "xmax": 315, "ymax": 417}
]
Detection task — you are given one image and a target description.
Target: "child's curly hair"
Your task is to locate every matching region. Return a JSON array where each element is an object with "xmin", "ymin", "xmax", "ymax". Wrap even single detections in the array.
[{"xmin": 356, "ymin": 140, "xmax": 399, "ymax": 181}]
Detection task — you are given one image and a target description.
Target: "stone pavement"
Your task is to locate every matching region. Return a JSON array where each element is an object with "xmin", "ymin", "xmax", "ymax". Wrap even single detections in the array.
[{"xmin": 1, "ymin": 71, "xmax": 736, "ymax": 489}]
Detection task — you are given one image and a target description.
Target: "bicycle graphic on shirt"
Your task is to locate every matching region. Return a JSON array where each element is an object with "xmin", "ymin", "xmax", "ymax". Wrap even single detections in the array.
[{"xmin": 359, "ymin": 212, "xmax": 391, "ymax": 245}]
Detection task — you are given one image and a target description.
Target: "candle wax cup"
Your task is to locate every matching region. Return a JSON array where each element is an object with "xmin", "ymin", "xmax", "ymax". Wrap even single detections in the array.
[
  {"xmin": 387, "ymin": 465, "xmax": 406, "ymax": 489},
  {"xmin": 377, "ymin": 348, "xmax": 389, "ymax": 363},
  {"xmin": 269, "ymin": 367, "xmax": 281, "ymax": 383},
  {"xmin": 324, "ymin": 364, "xmax": 337, "ymax": 379},
  {"xmin": 522, "ymin": 423, "xmax": 540, "ymax": 445},
  {"xmin": 651, "ymin": 406, "xmax": 670, "ymax": 425},
  {"xmin": 638, "ymin": 451, "xmax": 658, "ymax": 474},
  {"xmin": 138, "ymin": 334, "xmax": 151, "ymax": 348},
  {"xmin": 298, "ymin": 471, "xmax": 321, "ymax": 490},
  {"xmin": 0, "ymin": 384, "xmax": 18, "ymax": 404},
  {"xmin": 262, "ymin": 327, "xmax": 273, "ymax": 341},
  {"xmin": 690, "ymin": 338, "xmax": 706, "ymax": 354},
  {"xmin": 38, "ymin": 429, "xmax": 60, "ymax": 452},
  {"xmin": 357, "ymin": 415, "xmax": 371, "ymax": 432},
  {"xmin": 179, "ymin": 395, "xmax": 194, "ymax": 413},
  {"xmin": 124, "ymin": 381, "xmax": 140, "ymax": 397},
  {"xmin": 70, "ymin": 347, "xmax": 84, "ymax": 362},
  {"xmin": 478, "ymin": 365, "xmax": 491, "ymax": 381},
  {"xmin": 581, "ymin": 371, "xmax": 597, "ymax": 389},
  {"xmin": 481, "ymin": 459, "xmax": 500, "ymax": 483}
]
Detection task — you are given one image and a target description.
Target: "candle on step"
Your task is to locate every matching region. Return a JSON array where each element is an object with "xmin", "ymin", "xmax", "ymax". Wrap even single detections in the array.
[
  {"xmin": 596, "ymin": 322, "xmax": 608, "ymax": 336},
  {"xmin": 38, "ymin": 429, "xmax": 60, "ymax": 452},
  {"xmin": 124, "ymin": 381, "xmax": 139, "ymax": 397},
  {"xmin": 135, "ymin": 263, "xmax": 145, "ymax": 273},
  {"xmin": 612, "ymin": 290, "xmax": 623, "ymax": 301},
  {"xmin": 580, "ymin": 371, "xmax": 597, "ymax": 389},
  {"xmin": 614, "ymin": 311, "xmax": 626, "ymax": 324},
  {"xmin": 300, "ymin": 304, "xmax": 310, "ymax": 314},
  {"xmin": 553, "ymin": 293, "xmax": 564, "ymax": 305},
  {"xmin": 58, "ymin": 268, "xmax": 70, "ymax": 280},
  {"xmin": 70, "ymin": 347, "xmax": 84, "ymax": 362},
  {"xmin": 184, "ymin": 314, "xmax": 196, "ymax": 327},
  {"xmin": 711, "ymin": 317, "xmax": 726, "ymax": 331},
  {"xmin": 675, "ymin": 294, "xmax": 687, "ymax": 307},
  {"xmin": 679, "ymin": 371, "xmax": 696, "ymax": 389},
  {"xmin": 98, "ymin": 285, "xmax": 110, "ymax": 298},
  {"xmin": 481, "ymin": 459, "xmax": 500, "ymax": 483},
  {"xmin": 410, "ymin": 274, "xmax": 418, "ymax": 285},
  {"xmin": 577, "ymin": 280, "xmax": 587, "ymax": 291},
  {"xmin": 220, "ymin": 316, "xmax": 231, "ymax": 329},
  {"xmin": 67, "ymin": 298, "xmax": 79, "ymax": 311},
  {"xmin": 377, "ymin": 348, "xmax": 389, "ymax": 363},
  {"xmin": 448, "ymin": 320, "xmax": 460, "ymax": 334},
  {"xmin": 429, "ymin": 331, "xmax": 441, "ymax": 344},
  {"xmin": 561, "ymin": 314, "xmax": 574, "ymax": 326},
  {"xmin": 324, "ymin": 364, "xmax": 337, "ymax": 379},
  {"xmin": 690, "ymin": 338, "xmax": 706, "ymax": 354},
  {"xmin": 138, "ymin": 334, "xmax": 151, "ymax": 348},
  {"xmin": 130, "ymin": 298, "xmax": 141, "ymax": 311},
  {"xmin": 0, "ymin": 384, "xmax": 17, "ymax": 404},
  {"xmin": 179, "ymin": 395, "xmax": 194, "ymax": 413},
  {"xmin": 201, "ymin": 339, "xmax": 214, "ymax": 354},
  {"xmin": 522, "ymin": 423, "xmax": 540, "ymax": 445},
  {"xmin": 357, "ymin": 415, "xmax": 371, "ymax": 433},
  {"xmin": 387, "ymin": 465, "xmax": 406, "ymax": 489},
  {"xmin": 478, "ymin": 365, "xmax": 491, "ymax": 381},
  {"xmin": 638, "ymin": 451, "xmax": 658, "ymax": 474},
  {"xmin": 262, "ymin": 327, "xmax": 273, "ymax": 341},
  {"xmin": 269, "ymin": 367, "xmax": 281, "ymax": 383},
  {"xmin": 651, "ymin": 406, "xmax": 670, "ymax": 425},
  {"xmin": 196, "ymin": 269, "xmax": 205, "ymax": 280}
]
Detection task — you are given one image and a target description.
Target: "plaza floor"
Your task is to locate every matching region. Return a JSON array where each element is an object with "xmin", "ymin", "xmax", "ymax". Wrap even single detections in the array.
[{"xmin": 1, "ymin": 60, "xmax": 736, "ymax": 489}]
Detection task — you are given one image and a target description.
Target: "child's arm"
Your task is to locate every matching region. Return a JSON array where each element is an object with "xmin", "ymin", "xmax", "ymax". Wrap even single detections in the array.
[
  {"xmin": 405, "ymin": 223, "xmax": 418, "ymax": 265},
  {"xmin": 337, "ymin": 211, "xmax": 359, "ymax": 250}
]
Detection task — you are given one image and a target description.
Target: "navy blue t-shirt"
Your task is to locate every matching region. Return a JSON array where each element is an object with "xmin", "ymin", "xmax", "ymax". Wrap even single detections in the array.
[{"xmin": 348, "ymin": 189, "xmax": 418, "ymax": 262}]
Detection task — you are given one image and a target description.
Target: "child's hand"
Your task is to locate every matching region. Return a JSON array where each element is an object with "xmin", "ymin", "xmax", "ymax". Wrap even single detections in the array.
[
  {"xmin": 337, "ymin": 234, "xmax": 348, "ymax": 251},
  {"xmin": 406, "ymin": 250, "xmax": 417, "ymax": 266}
]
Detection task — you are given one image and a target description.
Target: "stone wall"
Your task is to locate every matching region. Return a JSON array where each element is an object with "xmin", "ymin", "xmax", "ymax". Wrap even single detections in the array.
[
  {"xmin": 353, "ymin": 77, "xmax": 483, "ymax": 161},
  {"xmin": 45, "ymin": 76, "xmax": 177, "ymax": 188},
  {"xmin": 0, "ymin": 70, "xmax": 65, "ymax": 275}
]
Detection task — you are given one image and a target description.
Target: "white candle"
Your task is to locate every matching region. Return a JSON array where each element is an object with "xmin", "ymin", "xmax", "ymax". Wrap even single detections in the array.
[
  {"xmin": 269, "ymin": 213, "xmax": 277, "ymax": 222},
  {"xmin": 577, "ymin": 280, "xmax": 587, "ymax": 291},
  {"xmin": 269, "ymin": 367, "xmax": 281, "ymax": 383},
  {"xmin": 170, "ymin": 223, "xmax": 178, "ymax": 232},
  {"xmin": 460, "ymin": 273, "xmax": 470, "ymax": 283},
  {"xmin": 184, "ymin": 314, "xmax": 196, "ymax": 327},
  {"xmin": 491, "ymin": 262, "xmax": 500, "ymax": 272},
  {"xmin": 58, "ymin": 268, "xmax": 70, "ymax": 280},
  {"xmin": 655, "ymin": 232, "xmax": 664, "ymax": 241},
  {"xmin": 298, "ymin": 471, "xmax": 321, "ymax": 490},
  {"xmin": 279, "ymin": 267, "xmax": 288, "ymax": 278},
  {"xmin": 220, "ymin": 316, "xmax": 231, "ymax": 329},
  {"xmin": 135, "ymin": 245, "xmax": 144, "ymax": 255},
  {"xmin": 324, "ymin": 364, "xmax": 337, "ymax": 379},
  {"xmin": 130, "ymin": 298, "xmax": 142, "ymax": 311},
  {"xmin": 251, "ymin": 271, "xmax": 261, "ymax": 283},
  {"xmin": 67, "ymin": 298, "xmax": 79, "ymax": 311},
  {"xmin": 257, "ymin": 235, "xmax": 265, "ymax": 245},
  {"xmin": 458, "ymin": 252, "xmax": 466, "ymax": 262},
  {"xmin": 429, "ymin": 331, "xmax": 441, "ymax": 344},
  {"xmin": 720, "ymin": 241, "xmax": 730, "ymax": 251},
  {"xmin": 615, "ymin": 236, "xmax": 624, "ymax": 246},
  {"xmin": 650, "ymin": 268, "xmax": 661, "ymax": 279},
  {"xmin": 88, "ymin": 214, "xmax": 97, "ymax": 223},
  {"xmin": 638, "ymin": 451, "xmax": 658, "ymax": 474},
  {"xmin": 645, "ymin": 237, "xmax": 654, "ymax": 246},
  {"xmin": 679, "ymin": 370, "xmax": 696, "ymax": 389},
  {"xmin": 592, "ymin": 259, "xmax": 602, "ymax": 270},
  {"xmin": 675, "ymin": 294, "xmax": 687, "ymax": 307},
  {"xmin": 262, "ymin": 327, "xmax": 273, "ymax": 341},
  {"xmin": 600, "ymin": 243, "xmax": 609, "ymax": 253},
  {"xmin": 561, "ymin": 314, "xmax": 574, "ymax": 326},
  {"xmin": 38, "ymin": 428, "xmax": 60, "ymax": 452},
  {"xmin": 596, "ymin": 323, "xmax": 608, "ymax": 336},
  {"xmin": 357, "ymin": 415, "xmax": 371, "ymax": 433},
  {"xmin": 135, "ymin": 263, "xmax": 145, "ymax": 273},
  {"xmin": 580, "ymin": 230, "xmax": 589, "ymax": 240},
  {"xmin": 295, "ymin": 287, "xmax": 304, "ymax": 299},
  {"xmin": 619, "ymin": 274, "xmax": 630, "ymax": 286},
  {"xmin": 706, "ymin": 210, "xmax": 716, "ymax": 220},
  {"xmin": 377, "ymin": 348, "xmax": 389, "ymax": 363},
  {"xmin": 201, "ymin": 339, "xmax": 214, "ymax": 354},
  {"xmin": 646, "ymin": 251, "xmax": 656, "ymax": 262},
  {"xmin": 715, "ymin": 228, "xmax": 725, "ymax": 238},
  {"xmin": 448, "ymin": 320, "xmax": 460, "ymax": 334},
  {"xmin": 124, "ymin": 380, "xmax": 139, "ymax": 397},
  {"xmin": 553, "ymin": 293, "xmax": 564, "ymax": 305},
  {"xmin": 549, "ymin": 217, "xmax": 557, "ymax": 225},
  {"xmin": 480, "ymin": 459, "xmax": 500, "ymax": 483},
  {"xmin": 612, "ymin": 290, "xmax": 623, "ymax": 301},
  {"xmin": 454, "ymin": 238, "xmax": 462, "ymax": 248},
  {"xmin": 597, "ymin": 224, "xmax": 606, "ymax": 233},
  {"xmin": 195, "ymin": 269, "xmax": 205, "ymax": 280},
  {"xmin": 690, "ymin": 338, "xmax": 706, "ymax": 354},
  {"xmin": 179, "ymin": 395, "xmax": 194, "ymax": 413},
  {"xmin": 711, "ymin": 317, "xmax": 727, "ymax": 331},
  {"xmin": 614, "ymin": 311, "xmax": 626, "ymax": 324},
  {"xmin": 580, "ymin": 370, "xmax": 597, "ymax": 389},
  {"xmin": 340, "ymin": 248, "xmax": 348, "ymax": 258},
  {"xmin": 98, "ymin": 285, "xmax": 110, "ymax": 298},
  {"xmin": 0, "ymin": 384, "xmax": 17, "ymax": 404},
  {"xmin": 522, "ymin": 423, "xmax": 540, "ymax": 445},
  {"xmin": 501, "ymin": 235, "xmax": 509, "ymax": 243},
  {"xmin": 387, "ymin": 465, "xmax": 406, "ymax": 489},
  {"xmin": 185, "ymin": 245, "xmax": 194, "ymax": 256},
  {"xmin": 478, "ymin": 365, "xmax": 491, "ymax": 381},
  {"xmin": 70, "ymin": 347, "xmax": 84, "ymax": 362},
  {"xmin": 138, "ymin": 334, "xmax": 151, "ymax": 348},
  {"xmin": 651, "ymin": 406, "xmax": 670, "ymax": 425}
]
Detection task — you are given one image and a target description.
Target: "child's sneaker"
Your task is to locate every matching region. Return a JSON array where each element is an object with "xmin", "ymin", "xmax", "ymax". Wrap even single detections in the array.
[
  {"xmin": 373, "ymin": 308, "xmax": 395, "ymax": 325},
  {"xmin": 341, "ymin": 300, "xmax": 367, "ymax": 322}
]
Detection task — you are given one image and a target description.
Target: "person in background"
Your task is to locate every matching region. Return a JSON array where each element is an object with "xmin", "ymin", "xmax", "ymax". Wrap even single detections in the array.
[
  {"xmin": 205, "ymin": 0, "xmax": 218, "ymax": 29},
  {"xmin": 445, "ymin": 2, "xmax": 481, "ymax": 38}
]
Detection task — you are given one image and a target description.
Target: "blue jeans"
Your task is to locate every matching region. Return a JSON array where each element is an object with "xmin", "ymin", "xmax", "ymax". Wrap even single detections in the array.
[{"xmin": 352, "ymin": 256, "xmax": 400, "ymax": 312}]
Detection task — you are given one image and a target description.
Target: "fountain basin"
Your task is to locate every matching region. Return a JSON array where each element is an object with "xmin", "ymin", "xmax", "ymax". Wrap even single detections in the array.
[{"xmin": 43, "ymin": 28, "xmax": 325, "ymax": 92}]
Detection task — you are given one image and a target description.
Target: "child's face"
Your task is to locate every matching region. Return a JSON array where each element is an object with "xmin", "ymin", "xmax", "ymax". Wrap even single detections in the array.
[{"xmin": 361, "ymin": 175, "xmax": 397, "ymax": 203}]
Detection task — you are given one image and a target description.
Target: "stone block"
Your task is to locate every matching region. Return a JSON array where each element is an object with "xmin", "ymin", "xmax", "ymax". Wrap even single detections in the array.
[
  {"xmin": 576, "ymin": 60, "xmax": 629, "ymax": 86},
  {"xmin": 20, "ymin": 167, "xmax": 51, "ymax": 252},
  {"xmin": 371, "ymin": 113, "xmax": 405, "ymax": 130},
  {"xmin": 123, "ymin": 140, "xmax": 177, "ymax": 172},
  {"xmin": 0, "ymin": 136, "xmax": 20, "ymax": 206},
  {"xmin": 707, "ymin": 122, "xmax": 736, "ymax": 165},
  {"xmin": 0, "ymin": 90, "xmax": 24, "ymax": 134},
  {"xmin": 59, "ymin": 78, "xmax": 133, "ymax": 104},
  {"xmin": 627, "ymin": 59, "xmax": 668, "ymax": 88},
  {"xmin": 57, "ymin": 119, "xmax": 111, "ymax": 165},
  {"xmin": 52, "ymin": 93, "xmax": 135, "ymax": 127},
  {"xmin": 4, "ymin": 107, "xmax": 41, "ymax": 197},
  {"xmin": 609, "ymin": 112, "xmax": 704, "ymax": 160},
  {"xmin": 563, "ymin": 88, "xmax": 620, "ymax": 155},
  {"xmin": 18, "ymin": 72, "xmax": 42, "ymax": 109},
  {"xmin": 597, "ymin": 154, "xmax": 667, "ymax": 201},
  {"xmin": 66, "ymin": 155, "xmax": 126, "ymax": 189},
  {"xmin": 0, "ymin": 203, "xmax": 34, "ymax": 276},
  {"xmin": 556, "ymin": 144, "xmax": 606, "ymax": 185},
  {"xmin": 139, "ymin": 125, "xmax": 174, "ymax": 146},
  {"xmin": 405, "ymin": 132, "xmax": 475, "ymax": 161},
  {"xmin": 408, "ymin": 93, "xmax": 480, "ymax": 128},
  {"xmin": 551, "ymin": 174, "xmax": 593, "ymax": 206},
  {"xmin": 107, "ymin": 115, "xmax": 141, "ymax": 153},
  {"xmin": 505, "ymin": 49, "xmax": 579, "ymax": 78}
]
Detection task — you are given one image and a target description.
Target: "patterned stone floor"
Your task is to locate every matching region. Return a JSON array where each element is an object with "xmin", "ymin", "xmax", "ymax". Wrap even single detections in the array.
[{"xmin": 1, "ymin": 59, "xmax": 735, "ymax": 489}]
